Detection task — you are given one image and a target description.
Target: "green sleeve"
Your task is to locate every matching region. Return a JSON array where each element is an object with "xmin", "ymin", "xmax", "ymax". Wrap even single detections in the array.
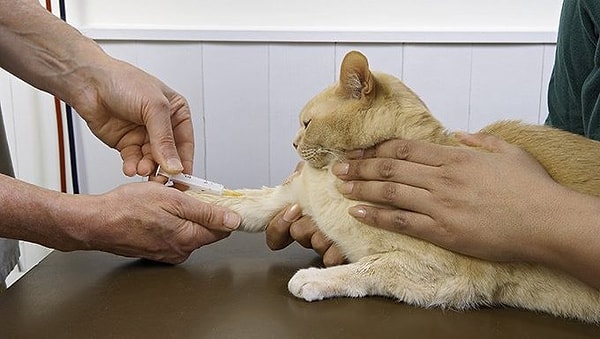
[{"xmin": 547, "ymin": 0, "xmax": 600, "ymax": 141}]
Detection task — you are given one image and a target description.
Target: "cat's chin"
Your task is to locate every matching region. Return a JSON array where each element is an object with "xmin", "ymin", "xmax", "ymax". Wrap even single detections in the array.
[{"xmin": 302, "ymin": 157, "xmax": 331, "ymax": 170}]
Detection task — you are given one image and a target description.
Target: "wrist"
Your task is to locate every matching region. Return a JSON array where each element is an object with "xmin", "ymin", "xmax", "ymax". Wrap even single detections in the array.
[{"xmin": 527, "ymin": 185, "xmax": 600, "ymax": 288}]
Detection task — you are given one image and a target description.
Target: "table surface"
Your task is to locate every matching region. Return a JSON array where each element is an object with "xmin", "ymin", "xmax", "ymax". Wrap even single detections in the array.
[{"xmin": 1, "ymin": 232, "xmax": 599, "ymax": 339}]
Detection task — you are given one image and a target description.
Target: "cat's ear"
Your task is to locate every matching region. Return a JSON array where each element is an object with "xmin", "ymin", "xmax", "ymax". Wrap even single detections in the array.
[{"xmin": 338, "ymin": 51, "xmax": 374, "ymax": 99}]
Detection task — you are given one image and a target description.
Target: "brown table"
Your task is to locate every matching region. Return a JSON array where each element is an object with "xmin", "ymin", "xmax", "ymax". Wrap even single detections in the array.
[{"xmin": 1, "ymin": 233, "xmax": 598, "ymax": 338}]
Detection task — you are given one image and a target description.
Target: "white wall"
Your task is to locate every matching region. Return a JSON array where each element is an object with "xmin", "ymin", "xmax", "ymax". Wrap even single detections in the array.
[
  {"xmin": 66, "ymin": 0, "xmax": 562, "ymax": 43},
  {"xmin": 2, "ymin": 0, "xmax": 561, "ymax": 286}
]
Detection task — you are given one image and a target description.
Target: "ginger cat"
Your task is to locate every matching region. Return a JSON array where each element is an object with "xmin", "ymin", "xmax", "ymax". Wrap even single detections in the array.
[{"xmin": 188, "ymin": 51, "xmax": 600, "ymax": 323}]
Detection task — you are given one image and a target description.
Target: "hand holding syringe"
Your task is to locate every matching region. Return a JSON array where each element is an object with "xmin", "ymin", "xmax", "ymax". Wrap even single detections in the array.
[
  {"xmin": 155, "ymin": 166, "xmax": 241, "ymax": 196},
  {"xmin": 155, "ymin": 166, "xmax": 224, "ymax": 195}
]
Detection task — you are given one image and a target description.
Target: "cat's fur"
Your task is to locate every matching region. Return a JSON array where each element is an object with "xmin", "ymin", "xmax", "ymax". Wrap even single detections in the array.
[{"xmin": 188, "ymin": 51, "xmax": 600, "ymax": 323}]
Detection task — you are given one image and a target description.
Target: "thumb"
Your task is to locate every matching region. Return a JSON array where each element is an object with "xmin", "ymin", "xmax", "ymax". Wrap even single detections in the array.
[
  {"xmin": 185, "ymin": 197, "xmax": 241, "ymax": 232},
  {"xmin": 145, "ymin": 102, "xmax": 183, "ymax": 174},
  {"xmin": 455, "ymin": 132, "xmax": 511, "ymax": 153}
]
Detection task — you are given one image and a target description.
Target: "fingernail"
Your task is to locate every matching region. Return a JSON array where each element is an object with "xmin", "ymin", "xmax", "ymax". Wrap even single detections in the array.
[
  {"xmin": 331, "ymin": 162, "xmax": 349, "ymax": 176},
  {"xmin": 224, "ymin": 211, "xmax": 241, "ymax": 230},
  {"xmin": 349, "ymin": 206, "xmax": 366, "ymax": 218},
  {"xmin": 345, "ymin": 149, "xmax": 364, "ymax": 159},
  {"xmin": 166, "ymin": 158, "xmax": 183, "ymax": 173},
  {"xmin": 338, "ymin": 182, "xmax": 354, "ymax": 194},
  {"xmin": 282, "ymin": 204, "xmax": 302, "ymax": 223}
]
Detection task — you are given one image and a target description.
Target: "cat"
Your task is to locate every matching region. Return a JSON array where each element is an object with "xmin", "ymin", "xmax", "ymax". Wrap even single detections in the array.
[{"xmin": 187, "ymin": 50, "xmax": 600, "ymax": 323}]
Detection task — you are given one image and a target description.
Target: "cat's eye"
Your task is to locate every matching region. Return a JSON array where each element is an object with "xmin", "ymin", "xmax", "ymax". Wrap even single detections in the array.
[{"xmin": 303, "ymin": 119, "xmax": 312, "ymax": 128}]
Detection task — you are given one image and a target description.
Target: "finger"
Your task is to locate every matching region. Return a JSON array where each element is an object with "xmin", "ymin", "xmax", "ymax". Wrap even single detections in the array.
[
  {"xmin": 309, "ymin": 231, "xmax": 332, "ymax": 257},
  {"xmin": 163, "ymin": 228, "xmax": 230, "ymax": 264},
  {"xmin": 376, "ymin": 139, "xmax": 463, "ymax": 166},
  {"xmin": 137, "ymin": 143, "xmax": 156, "ymax": 177},
  {"xmin": 120, "ymin": 144, "xmax": 143, "ymax": 177},
  {"xmin": 164, "ymin": 90, "xmax": 195, "ymax": 174},
  {"xmin": 289, "ymin": 216, "xmax": 319, "ymax": 249},
  {"xmin": 456, "ymin": 132, "xmax": 512, "ymax": 153},
  {"xmin": 332, "ymin": 158, "xmax": 435, "ymax": 188},
  {"xmin": 340, "ymin": 180, "xmax": 431, "ymax": 213},
  {"xmin": 182, "ymin": 196, "xmax": 241, "ymax": 232},
  {"xmin": 322, "ymin": 245, "xmax": 346, "ymax": 267},
  {"xmin": 193, "ymin": 228, "xmax": 231, "ymax": 248},
  {"xmin": 144, "ymin": 98, "xmax": 184, "ymax": 174},
  {"xmin": 265, "ymin": 204, "xmax": 302, "ymax": 250},
  {"xmin": 348, "ymin": 204, "xmax": 438, "ymax": 240},
  {"xmin": 310, "ymin": 231, "xmax": 346, "ymax": 266}
]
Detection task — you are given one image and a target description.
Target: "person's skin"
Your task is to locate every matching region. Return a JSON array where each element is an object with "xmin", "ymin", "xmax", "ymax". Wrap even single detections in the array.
[
  {"xmin": 266, "ymin": 204, "xmax": 345, "ymax": 267},
  {"xmin": 0, "ymin": 0, "xmax": 240, "ymax": 263},
  {"xmin": 268, "ymin": 133, "xmax": 600, "ymax": 290},
  {"xmin": 266, "ymin": 163, "xmax": 345, "ymax": 267},
  {"xmin": 333, "ymin": 134, "xmax": 600, "ymax": 289}
]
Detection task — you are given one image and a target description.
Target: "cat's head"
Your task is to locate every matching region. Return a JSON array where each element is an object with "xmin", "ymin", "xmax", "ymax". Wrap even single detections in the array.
[{"xmin": 293, "ymin": 50, "xmax": 444, "ymax": 168}]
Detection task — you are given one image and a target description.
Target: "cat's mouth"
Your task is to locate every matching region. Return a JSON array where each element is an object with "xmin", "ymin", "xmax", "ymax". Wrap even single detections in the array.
[{"xmin": 298, "ymin": 146, "xmax": 342, "ymax": 168}]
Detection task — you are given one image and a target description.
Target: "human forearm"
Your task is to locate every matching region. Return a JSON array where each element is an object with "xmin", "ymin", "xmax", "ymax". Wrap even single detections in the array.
[
  {"xmin": 532, "ymin": 187, "xmax": 600, "ymax": 289},
  {"xmin": 0, "ymin": 0, "xmax": 110, "ymax": 106},
  {"xmin": 0, "ymin": 174, "xmax": 94, "ymax": 251}
]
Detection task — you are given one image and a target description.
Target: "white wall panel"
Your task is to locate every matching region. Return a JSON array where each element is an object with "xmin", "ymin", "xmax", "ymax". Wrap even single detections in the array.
[
  {"xmin": 540, "ymin": 44, "xmax": 557, "ymax": 123},
  {"xmin": 202, "ymin": 43, "xmax": 269, "ymax": 188},
  {"xmin": 268, "ymin": 44, "xmax": 336, "ymax": 185},
  {"xmin": 135, "ymin": 42, "xmax": 206, "ymax": 178},
  {"xmin": 469, "ymin": 44, "xmax": 545, "ymax": 131},
  {"xmin": 334, "ymin": 44, "xmax": 403, "ymax": 80},
  {"xmin": 403, "ymin": 44, "xmax": 472, "ymax": 132},
  {"xmin": 0, "ymin": 70, "xmax": 16, "ymax": 163},
  {"xmin": 9, "ymin": 78, "xmax": 58, "ymax": 189}
]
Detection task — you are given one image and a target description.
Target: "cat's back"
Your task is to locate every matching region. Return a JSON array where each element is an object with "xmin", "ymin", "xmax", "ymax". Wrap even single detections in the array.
[{"xmin": 480, "ymin": 120, "xmax": 600, "ymax": 197}]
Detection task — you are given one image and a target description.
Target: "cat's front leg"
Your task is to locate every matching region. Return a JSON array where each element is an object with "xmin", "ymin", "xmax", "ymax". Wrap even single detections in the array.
[
  {"xmin": 288, "ymin": 255, "xmax": 387, "ymax": 302},
  {"xmin": 186, "ymin": 185, "xmax": 295, "ymax": 232},
  {"xmin": 288, "ymin": 252, "xmax": 447, "ymax": 306}
]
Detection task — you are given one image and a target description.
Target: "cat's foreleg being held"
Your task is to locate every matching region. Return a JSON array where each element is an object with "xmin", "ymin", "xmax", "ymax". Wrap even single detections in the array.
[{"xmin": 185, "ymin": 182, "xmax": 297, "ymax": 233}]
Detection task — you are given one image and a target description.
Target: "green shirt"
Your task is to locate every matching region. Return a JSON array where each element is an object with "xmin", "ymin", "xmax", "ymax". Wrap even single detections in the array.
[{"xmin": 547, "ymin": 0, "xmax": 600, "ymax": 141}]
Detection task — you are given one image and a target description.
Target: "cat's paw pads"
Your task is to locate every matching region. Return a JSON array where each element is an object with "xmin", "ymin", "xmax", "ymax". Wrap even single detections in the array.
[{"xmin": 288, "ymin": 267, "xmax": 335, "ymax": 302}]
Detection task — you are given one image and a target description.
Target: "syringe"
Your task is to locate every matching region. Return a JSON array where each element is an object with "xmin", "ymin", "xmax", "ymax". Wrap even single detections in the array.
[{"xmin": 155, "ymin": 166, "xmax": 224, "ymax": 195}]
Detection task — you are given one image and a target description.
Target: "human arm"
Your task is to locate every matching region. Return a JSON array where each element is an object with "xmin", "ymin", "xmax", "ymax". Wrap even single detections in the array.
[
  {"xmin": 0, "ymin": 174, "xmax": 240, "ymax": 263},
  {"xmin": 332, "ymin": 135, "xmax": 600, "ymax": 289},
  {"xmin": 0, "ymin": 0, "xmax": 190, "ymax": 176}
]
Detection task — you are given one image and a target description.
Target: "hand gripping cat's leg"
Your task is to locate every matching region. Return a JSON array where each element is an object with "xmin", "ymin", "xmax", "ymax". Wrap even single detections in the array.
[{"xmin": 186, "ymin": 184, "xmax": 297, "ymax": 232}]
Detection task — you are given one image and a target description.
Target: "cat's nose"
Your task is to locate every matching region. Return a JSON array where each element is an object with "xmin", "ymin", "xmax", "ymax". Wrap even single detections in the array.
[{"xmin": 293, "ymin": 141, "xmax": 298, "ymax": 149}]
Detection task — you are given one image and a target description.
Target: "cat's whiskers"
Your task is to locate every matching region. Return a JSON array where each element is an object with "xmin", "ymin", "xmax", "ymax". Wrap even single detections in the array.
[{"xmin": 300, "ymin": 146, "xmax": 344, "ymax": 166}]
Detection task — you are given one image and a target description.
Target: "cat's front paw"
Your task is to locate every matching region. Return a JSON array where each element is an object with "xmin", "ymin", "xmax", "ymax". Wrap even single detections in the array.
[{"xmin": 288, "ymin": 267, "xmax": 329, "ymax": 301}]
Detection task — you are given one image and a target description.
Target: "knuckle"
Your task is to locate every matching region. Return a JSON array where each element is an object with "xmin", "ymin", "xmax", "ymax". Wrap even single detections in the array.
[
  {"xmin": 447, "ymin": 149, "xmax": 471, "ymax": 164},
  {"xmin": 289, "ymin": 221, "xmax": 312, "ymax": 242},
  {"xmin": 311, "ymin": 232, "xmax": 329, "ymax": 251},
  {"xmin": 393, "ymin": 141, "xmax": 412, "ymax": 160},
  {"xmin": 382, "ymin": 182, "xmax": 400, "ymax": 203},
  {"xmin": 389, "ymin": 212, "xmax": 410, "ymax": 231},
  {"xmin": 376, "ymin": 159, "xmax": 396, "ymax": 179},
  {"xmin": 323, "ymin": 248, "xmax": 345, "ymax": 267},
  {"xmin": 199, "ymin": 204, "xmax": 219, "ymax": 226}
]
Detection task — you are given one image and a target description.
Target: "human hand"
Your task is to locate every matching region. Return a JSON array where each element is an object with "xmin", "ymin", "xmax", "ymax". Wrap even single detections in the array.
[
  {"xmin": 71, "ymin": 57, "xmax": 193, "ymax": 177},
  {"xmin": 332, "ymin": 134, "xmax": 564, "ymax": 263},
  {"xmin": 266, "ymin": 204, "xmax": 346, "ymax": 267},
  {"xmin": 72, "ymin": 182, "xmax": 240, "ymax": 264}
]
